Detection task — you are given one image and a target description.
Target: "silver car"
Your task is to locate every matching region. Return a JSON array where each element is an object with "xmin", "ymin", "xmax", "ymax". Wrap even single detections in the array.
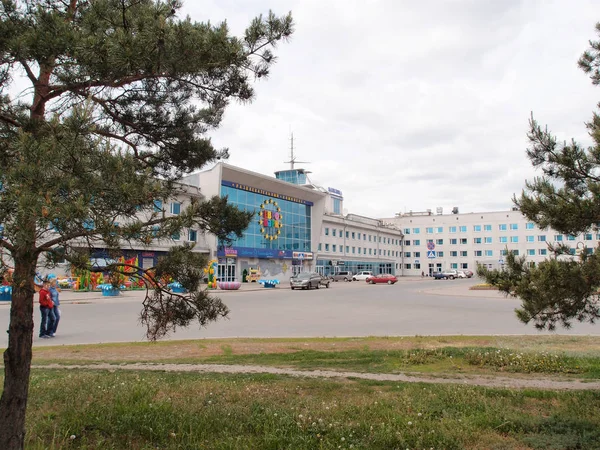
[
  {"xmin": 290, "ymin": 272, "xmax": 323, "ymax": 290},
  {"xmin": 331, "ymin": 270, "xmax": 353, "ymax": 282}
]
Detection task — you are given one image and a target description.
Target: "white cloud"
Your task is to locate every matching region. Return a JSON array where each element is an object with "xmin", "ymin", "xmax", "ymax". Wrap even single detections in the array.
[{"xmin": 182, "ymin": 0, "xmax": 599, "ymax": 218}]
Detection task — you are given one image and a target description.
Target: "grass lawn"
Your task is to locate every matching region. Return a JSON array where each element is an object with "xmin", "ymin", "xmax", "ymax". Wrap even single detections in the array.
[
  {"xmin": 29, "ymin": 335, "xmax": 600, "ymax": 379},
  {"xmin": 17, "ymin": 369, "xmax": 600, "ymax": 449},
  {"xmin": 2, "ymin": 335, "xmax": 600, "ymax": 448}
]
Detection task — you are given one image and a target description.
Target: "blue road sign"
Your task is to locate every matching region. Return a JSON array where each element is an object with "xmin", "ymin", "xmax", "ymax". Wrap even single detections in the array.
[
  {"xmin": 426, "ymin": 241, "xmax": 435, "ymax": 251},
  {"xmin": 427, "ymin": 250, "xmax": 436, "ymax": 259}
]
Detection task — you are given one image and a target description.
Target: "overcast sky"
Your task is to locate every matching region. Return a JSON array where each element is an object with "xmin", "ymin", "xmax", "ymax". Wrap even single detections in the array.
[{"xmin": 181, "ymin": 0, "xmax": 599, "ymax": 219}]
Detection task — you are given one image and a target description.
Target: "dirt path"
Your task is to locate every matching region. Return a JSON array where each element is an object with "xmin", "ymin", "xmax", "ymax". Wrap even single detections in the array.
[{"xmin": 33, "ymin": 363, "xmax": 600, "ymax": 391}]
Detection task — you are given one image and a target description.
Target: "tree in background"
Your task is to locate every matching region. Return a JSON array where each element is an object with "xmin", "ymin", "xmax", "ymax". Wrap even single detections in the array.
[
  {"xmin": 479, "ymin": 23, "xmax": 600, "ymax": 332},
  {"xmin": 0, "ymin": 1, "xmax": 293, "ymax": 448}
]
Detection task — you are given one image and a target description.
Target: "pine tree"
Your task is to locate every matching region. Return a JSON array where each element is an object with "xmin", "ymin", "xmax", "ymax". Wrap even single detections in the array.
[
  {"xmin": 479, "ymin": 23, "xmax": 600, "ymax": 332},
  {"xmin": 0, "ymin": 1, "xmax": 293, "ymax": 448}
]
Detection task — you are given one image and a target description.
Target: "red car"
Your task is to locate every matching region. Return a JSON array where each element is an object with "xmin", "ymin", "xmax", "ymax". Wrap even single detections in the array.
[{"xmin": 365, "ymin": 274, "xmax": 398, "ymax": 285}]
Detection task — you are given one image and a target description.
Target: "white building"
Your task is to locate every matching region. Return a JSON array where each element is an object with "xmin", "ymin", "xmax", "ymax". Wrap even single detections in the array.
[{"xmin": 382, "ymin": 208, "xmax": 591, "ymax": 276}]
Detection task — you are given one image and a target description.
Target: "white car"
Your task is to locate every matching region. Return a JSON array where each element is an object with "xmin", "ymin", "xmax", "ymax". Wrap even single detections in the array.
[
  {"xmin": 457, "ymin": 271, "xmax": 468, "ymax": 279},
  {"xmin": 352, "ymin": 271, "xmax": 373, "ymax": 281}
]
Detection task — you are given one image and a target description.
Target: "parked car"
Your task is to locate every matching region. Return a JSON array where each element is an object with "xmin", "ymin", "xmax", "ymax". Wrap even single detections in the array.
[
  {"xmin": 331, "ymin": 270, "xmax": 353, "ymax": 282},
  {"xmin": 463, "ymin": 270, "xmax": 474, "ymax": 278},
  {"xmin": 457, "ymin": 271, "xmax": 468, "ymax": 279},
  {"xmin": 352, "ymin": 271, "xmax": 373, "ymax": 281},
  {"xmin": 365, "ymin": 274, "xmax": 398, "ymax": 285},
  {"xmin": 290, "ymin": 272, "xmax": 323, "ymax": 290},
  {"xmin": 433, "ymin": 270, "xmax": 458, "ymax": 280}
]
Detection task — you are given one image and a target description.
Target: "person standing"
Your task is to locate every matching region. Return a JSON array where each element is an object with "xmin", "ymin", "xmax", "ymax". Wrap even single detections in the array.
[
  {"xmin": 38, "ymin": 278, "xmax": 55, "ymax": 339},
  {"xmin": 48, "ymin": 275, "xmax": 61, "ymax": 337}
]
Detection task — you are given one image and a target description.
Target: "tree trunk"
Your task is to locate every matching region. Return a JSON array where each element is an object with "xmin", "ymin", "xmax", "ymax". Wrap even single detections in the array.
[{"xmin": 0, "ymin": 256, "xmax": 37, "ymax": 450}]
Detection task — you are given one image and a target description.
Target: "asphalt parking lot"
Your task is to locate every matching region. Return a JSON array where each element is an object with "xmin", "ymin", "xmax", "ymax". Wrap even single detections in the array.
[{"xmin": 1, "ymin": 277, "xmax": 598, "ymax": 347}]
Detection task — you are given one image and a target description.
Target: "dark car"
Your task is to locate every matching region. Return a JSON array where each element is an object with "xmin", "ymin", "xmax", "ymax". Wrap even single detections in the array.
[
  {"xmin": 365, "ymin": 274, "xmax": 398, "ymax": 285},
  {"xmin": 290, "ymin": 272, "xmax": 323, "ymax": 290}
]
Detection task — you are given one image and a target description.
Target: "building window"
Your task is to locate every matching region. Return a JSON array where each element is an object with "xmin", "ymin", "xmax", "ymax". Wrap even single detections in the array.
[
  {"xmin": 438, "ymin": 251, "xmax": 444, "ymax": 257},
  {"xmin": 460, "ymin": 238, "xmax": 467, "ymax": 244},
  {"xmin": 436, "ymin": 239, "xmax": 443, "ymax": 245},
  {"xmin": 512, "ymin": 250, "xmax": 520, "ymax": 256},
  {"xmin": 403, "ymin": 228, "xmax": 411, "ymax": 234},
  {"xmin": 363, "ymin": 234, "xmax": 366, "ymax": 240},
  {"xmin": 527, "ymin": 249, "xmax": 535, "ymax": 256},
  {"xmin": 554, "ymin": 235, "xmax": 563, "ymax": 241},
  {"xmin": 485, "ymin": 250, "xmax": 493, "ymax": 257},
  {"xmin": 474, "ymin": 237, "xmax": 482, "ymax": 244},
  {"xmin": 567, "ymin": 235, "xmax": 576, "ymax": 241},
  {"xmin": 426, "ymin": 227, "xmax": 434, "ymax": 233},
  {"xmin": 451, "ymin": 263, "xmax": 458, "ymax": 269},
  {"xmin": 171, "ymin": 231, "xmax": 180, "ymax": 241},
  {"xmin": 449, "ymin": 226, "xmax": 457, "ymax": 233},
  {"xmin": 318, "ymin": 243, "xmax": 322, "ymax": 251},
  {"xmin": 526, "ymin": 222, "xmax": 534, "ymax": 229},
  {"xmin": 484, "ymin": 224, "xmax": 492, "ymax": 231},
  {"xmin": 461, "ymin": 263, "xmax": 468, "ymax": 269},
  {"xmin": 404, "ymin": 240, "xmax": 411, "ymax": 246},
  {"xmin": 332, "ymin": 244, "xmax": 337, "ymax": 252},
  {"xmin": 436, "ymin": 227, "xmax": 443, "ymax": 233},
  {"xmin": 510, "ymin": 236, "xmax": 519, "ymax": 243},
  {"xmin": 450, "ymin": 238, "xmax": 457, "ymax": 245},
  {"xmin": 332, "ymin": 229, "xmax": 336, "ymax": 237},
  {"xmin": 188, "ymin": 229, "xmax": 197, "ymax": 242},
  {"xmin": 414, "ymin": 252, "xmax": 420, "ymax": 257},
  {"xmin": 358, "ymin": 247, "xmax": 362, "ymax": 254},
  {"xmin": 333, "ymin": 197, "xmax": 342, "ymax": 214},
  {"xmin": 585, "ymin": 233, "xmax": 593, "ymax": 240},
  {"xmin": 325, "ymin": 228, "xmax": 329, "ymax": 236},
  {"xmin": 538, "ymin": 235, "xmax": 546, "ymax": 242},
  {"xmin": 170, "ymin": 202, "xmax": 181, "ymax": 215},
  {"xmin": 538, "ymin": 248, "xmax": 547, "ymax": 256},
  {"xmin": 499, "ymin": 224, "xmax": 507, "ymax": 231},
  {"xmin": 484, "ymin": 237, "xmax": 492, "ymax": 244},
  {"xmin": 405, "ymin": 263, "xmax": 412, "ymax": 270},
  {"xmin": 459, "ymin": 226, "xmax": 467, "ymax": 232},
  {"xmin": 473, "ymin": 225, "xmax": 481, "ymax": 232},
  {"xmin": 475, "ymin": 250, "xmax": 482, "ymax": 257},
  {"xmin": 369, "ymin": 248, "xmax": 372, "ymax": 255},
  {"xmin": 405, "ymin": 252, "xmax": 411, "ymax": 258},
  {"xmin": 369, "ymin": 235, "xmax": 372, "ymax": 242},
  {"xmin": 510, "ymin": 223, "xmax": 518, "ymax": 230},
  {"xmin": 413, "ymin": 239, "xmax": 421, "ymax": 246},
  {"xmin": 153, "ymin": 199, "xmax": 163, "ymax": 212},
  {"xmin": 413, "ymin": 228, "xmax": 420, "ymax": 234},
  {"xmin": 460, "ymin": 251, "xmax": 467, "ymax": 257},
  {"xmin": 526, "ymin": 236, "xmax": 534, "ymax": 242},
  {"xmin": 339, "ymin": 229, "xmax": 343, "ymax": 237},
  {"xmin": 450, "ymin": 251, "xmax": 458, "ymax": 257},
  {"xmin": 415, "ymin": 263, "xmax": 421, "ymax": 269},
  {"xmin": 352, "ymin": 232, "xmax": 355, "ymax": 239},
  {"xmin": 499, "ymin": 236, "xmax": 508, "ymax": 243},
  {"xmin": 345, "ymin": 246, "xmax": 349, "ymax": 253},
  {"xmin": 325, "ymin": 244, "xmax": 329, "ymax": 251}
]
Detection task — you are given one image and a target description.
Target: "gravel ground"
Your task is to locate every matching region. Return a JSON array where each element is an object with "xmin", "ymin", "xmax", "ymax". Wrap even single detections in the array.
[{"xmin": 33, "ymin": 363, "xmax": 600, "ymax": 391}]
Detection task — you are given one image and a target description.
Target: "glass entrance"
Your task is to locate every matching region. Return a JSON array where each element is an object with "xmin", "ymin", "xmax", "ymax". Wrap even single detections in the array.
[{"xmin": 218, "ymin": 264, "xmax": 236, "ymax": 282}]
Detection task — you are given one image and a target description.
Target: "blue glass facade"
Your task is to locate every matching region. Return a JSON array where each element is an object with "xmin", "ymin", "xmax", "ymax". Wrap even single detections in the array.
[{"xmin": 220, "ymin": 181, "xmax": 312, "ymax": 255}]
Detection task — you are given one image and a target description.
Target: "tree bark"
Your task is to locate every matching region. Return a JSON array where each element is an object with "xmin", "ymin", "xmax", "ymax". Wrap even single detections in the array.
[{"xmin": 0, "ymin": 255, "xmax": 37, "ymax": 450}]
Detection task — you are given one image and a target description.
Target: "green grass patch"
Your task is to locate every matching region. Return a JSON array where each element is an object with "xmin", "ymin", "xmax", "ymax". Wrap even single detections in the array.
[
  {"xmin": 24, "ymin": 336, "xmax": 600, "ymax": 379},
  {"xmin": 14, "ymin": 369, "xmax": 600, "ymax": 449}
]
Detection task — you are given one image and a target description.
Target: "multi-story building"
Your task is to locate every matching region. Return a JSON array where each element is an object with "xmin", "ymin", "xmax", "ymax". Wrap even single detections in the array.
[
  {"xmin": 383, "ymin": 208, "xmax": 592, "ymax": 277},
  {"xmin": 181, "ymin": 163, "xmax": 404, "ymax": 281}
]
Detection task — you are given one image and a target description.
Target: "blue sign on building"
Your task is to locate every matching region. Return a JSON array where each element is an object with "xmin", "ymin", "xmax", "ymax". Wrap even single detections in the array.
[{"xmin": 217, "ymin": 247, "xmax": 294, "ymax": 259}]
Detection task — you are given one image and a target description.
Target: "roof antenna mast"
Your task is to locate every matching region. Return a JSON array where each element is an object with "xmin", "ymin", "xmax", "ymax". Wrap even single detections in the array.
[{"xmin": 283, "ymin": 132, "xmax": 309, "ymax": 170}]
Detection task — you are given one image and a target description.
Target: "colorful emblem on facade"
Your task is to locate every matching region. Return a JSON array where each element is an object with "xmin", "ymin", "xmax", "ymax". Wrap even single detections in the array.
[{"xmin": 258, "ymin": 198, "xmax": 283, "ymax": 241}]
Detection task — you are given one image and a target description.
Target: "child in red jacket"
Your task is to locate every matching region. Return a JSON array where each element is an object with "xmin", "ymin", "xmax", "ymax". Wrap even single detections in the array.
[{"xmin": 38, "ymin": 279, "xmax": 55, "ymax": 339}]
